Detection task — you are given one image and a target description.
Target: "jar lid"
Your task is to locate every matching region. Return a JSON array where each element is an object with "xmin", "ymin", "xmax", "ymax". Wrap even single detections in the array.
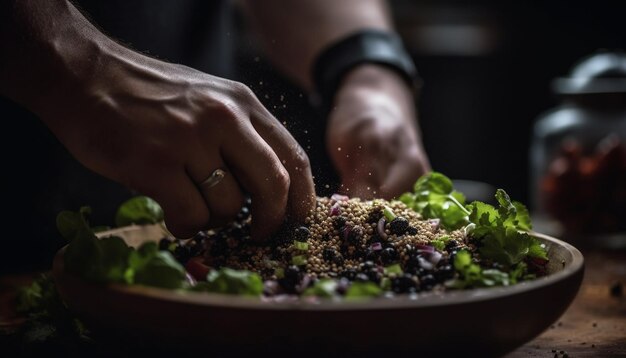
[{"xmin": 552, "ymin": 51, "xmax": 626, "ymax": 95}]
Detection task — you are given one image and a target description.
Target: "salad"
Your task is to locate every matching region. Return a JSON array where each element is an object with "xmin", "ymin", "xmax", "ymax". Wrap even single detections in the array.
[{"xmin": 56, "ymin": 172, "xmax": 549, "ymax": 299}]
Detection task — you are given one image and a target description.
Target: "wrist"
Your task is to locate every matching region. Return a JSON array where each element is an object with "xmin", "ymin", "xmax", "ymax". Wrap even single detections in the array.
[{"xmin": 332, "ymin": 64, "xmax": 417, "ymax": 120}]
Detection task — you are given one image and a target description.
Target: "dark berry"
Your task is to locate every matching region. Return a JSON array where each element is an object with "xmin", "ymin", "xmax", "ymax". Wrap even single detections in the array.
[
  {"xmin": 445, "ymin": 239, "xmax": 462, "ymax": 252},
  {"xmin": 370, "ymin": 234, "xmax": 383, "ymax": 243},
  {"xmin": 366, "ymin": 269, "xmax": 382, "ymax": 284},
  {"xmin": 392, "ymin": 274, "xmax": 418, "ymax": 294},
  {"xmin": 367, "ymin": 209, "xmax": 383, "ymax": 224},
  {"xmin": 173, "ymin": 245, "xmax": 191, "ymax": 264},
  {"xmin": 406, "ymin": 226, "xmax": 418, "ymax": 235},
  {"xmin": 380, "ymin": 247, "xmax": 398, "ymax": 265},
  {"xmin": 365, "ymin": 249, "xmax": 379, "ymax": 262},
  {"xmin": 434, "ymin": 264, "xmax": 455, "ymax": 281},
  {"xmin": 359, "ymin": 261, "xmax": 376, "ymax": 271},
  {"xmin": 236, "ymin": 206, "xmax": 250, "ymax": 221},
  {"xmin": 323, "ymin": 248, "xmax": 337, "ymax": 261},
  {"xmin": 420, "ymin": 274, "xmax": 437, "ymax": 289},
  {"xmin": 192, "ymin": 231, "xmax": 209, "ymax": 244},
  {"xmin": 294, "ymin": 226, "xmax": 310, "ymax": 242},
  {"xmin": 347, "ymin": 225, "xmax": 365, "ymax": 245},
  {"xmin": 355, "ymin": 273, "xmax": 370, "ymax": 282},
  {"xmin": 341, "ymin": 268, "xmax": 357, "ymax": 280},
  {"xmin": 158, "ymin": 237, "xmax": 172, "ymax": 251},
  {"xmin": 333, "ymin": 216, "xmax": 347, "ymax": 229},
  {"xmin": 389, "ymin": 217, "xmax": 409, "ymax": 235}
]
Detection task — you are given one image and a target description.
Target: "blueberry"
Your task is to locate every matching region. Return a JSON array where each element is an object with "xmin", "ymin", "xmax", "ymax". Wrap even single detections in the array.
[
  {"xmin": 294, "ymin": 226, "xmax": 310, "ymax": 242},
  {"xmin": 279, "ymin": 265, "xmax": 302, "ymax": 292},
  {"xmin": 389, "ymin": 217, "xmax": 409, "ymax": 235},
  {"xmin": 333, "ymin": 216, "xmax": 347, "ymax": 229},
  {"xmin": 380, "ymin": 247, "xmax": 398, "ymax": 265},
  {"xmin": 355, "ymin": 273, "xmax": 370, "ymax": 282}
]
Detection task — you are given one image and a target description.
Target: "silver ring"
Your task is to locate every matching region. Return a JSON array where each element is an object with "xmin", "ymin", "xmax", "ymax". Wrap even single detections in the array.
[{"xmin": 199, "ymin": 169, "xmax": 226, "ymax": 190}]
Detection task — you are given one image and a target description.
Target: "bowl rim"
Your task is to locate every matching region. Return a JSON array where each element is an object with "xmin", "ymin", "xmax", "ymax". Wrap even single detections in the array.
[{"xmin": 53, "ymin": 231, "xmax": 584, "ymax": 312}]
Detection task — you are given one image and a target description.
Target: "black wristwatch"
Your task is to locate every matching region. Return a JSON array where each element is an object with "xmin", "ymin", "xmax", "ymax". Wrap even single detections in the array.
[{"xmin": 312, "ymin": 29, "xmax": 422, "ymax": 112}]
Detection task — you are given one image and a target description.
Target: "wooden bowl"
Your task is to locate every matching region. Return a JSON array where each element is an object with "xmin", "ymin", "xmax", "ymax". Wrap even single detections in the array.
[{"xmin": 52, "ymin": 225, "xmax": 584, "ymax": 357}]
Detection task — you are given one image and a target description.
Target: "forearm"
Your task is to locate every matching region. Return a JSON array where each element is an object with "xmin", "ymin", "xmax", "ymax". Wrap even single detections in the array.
[{"xmin": 240, "ymin": 0, "xmax": 392, "ymax": 90}]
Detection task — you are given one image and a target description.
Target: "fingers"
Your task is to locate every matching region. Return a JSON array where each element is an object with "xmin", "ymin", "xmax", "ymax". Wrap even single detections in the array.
[
  {"xmin": 141, "ymin": 170, "xmax": 210, "ymax": 239},
  {"xmin": 220, "ymin": 119, "xmax": 291, "ymax": 241},
  {"xmin": 247, "ymin": 101, "xmax": 316, "ymax": 222},
  {"xmin": 185, "ymin": 151, "xmax": 245, "ymax": 229}
]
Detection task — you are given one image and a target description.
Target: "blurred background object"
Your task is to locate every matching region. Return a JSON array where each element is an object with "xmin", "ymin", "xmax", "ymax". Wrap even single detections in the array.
[{"xmin": 531, "ymin": 51, "xmax": 626, "ymax": 247}]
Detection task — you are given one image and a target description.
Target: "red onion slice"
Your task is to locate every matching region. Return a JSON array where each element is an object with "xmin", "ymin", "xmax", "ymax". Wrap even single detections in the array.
[
  {"xmin": 329, "ymin": 202, "xmax": 341, "ymax": 216},
  {"xmin": 185, "ymin": 272, "xmax": 197, "ymax": 286},
  {"xmin": 415, "ymin": 244, "xmax": 435, "ymax": 253},
  {"xmin": 428, "ymin": 218, "xmax": 440, "ymax": 230},
  {"xmin": 331, "ymin": 193, "xmax": 349, "ymax": 202},
  {"xmin": 377, "ymin": 217, "xmax": 388, "ymax": 239},
  {"xmin": 426, "ymin": 251, "xmax": 443, "ymax": 265},
  {"xmin": 370, "ymin": 242, "xmax": 383, "ymax": 251},
  {"xmin": 418, "ymin": 256, "xmax": 434, "ymax": 270}
]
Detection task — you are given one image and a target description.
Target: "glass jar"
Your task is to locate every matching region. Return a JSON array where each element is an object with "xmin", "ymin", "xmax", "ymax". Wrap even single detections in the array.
[{"xmin": 530, "ymin": 51, "xmax": 626, "ymax": 247}]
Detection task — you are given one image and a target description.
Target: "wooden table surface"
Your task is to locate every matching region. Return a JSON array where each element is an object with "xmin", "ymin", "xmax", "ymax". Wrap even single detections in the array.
[{"xmin": 1, "ymin": 248, "xmax": 625, "ymax": 357}]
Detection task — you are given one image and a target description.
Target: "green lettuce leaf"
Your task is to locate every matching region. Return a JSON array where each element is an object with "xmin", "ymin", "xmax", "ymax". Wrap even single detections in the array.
[
  {"xmin": 194, "ymin": 268, "xmax": 263, "ymax": 296},
  {"xmin": 115, "ymin": 196, "xmax": 164, "ymax": 227}
]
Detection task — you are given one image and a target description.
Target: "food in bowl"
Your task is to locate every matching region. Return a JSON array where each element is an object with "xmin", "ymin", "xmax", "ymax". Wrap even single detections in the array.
[{"xmin": 58, "ymin": 172, "xmax": 549, "ymax": 300}]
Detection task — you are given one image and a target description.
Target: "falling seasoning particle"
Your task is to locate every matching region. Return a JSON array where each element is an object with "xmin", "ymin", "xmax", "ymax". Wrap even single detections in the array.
[
  {"xmin": 325, "ymin": 185, "xmax": 330, "ymax": 189},
  {"xmin": 592, "ymin": 322, "xmax": 597, "ymax": 327},
  {"xmin": 259, "ymin": 81, "xmax": 263, "ymax": 85},
  {"xmin": 337, "ymin": 147, "xmax": 341, "ymax": 151},
  {"xmin": 254, "ymin": 57, "xmax": 260, "ymax": 62},
  {"xmin": 264, "ymin": 94, "xmax": 269, "ymax": 99}
]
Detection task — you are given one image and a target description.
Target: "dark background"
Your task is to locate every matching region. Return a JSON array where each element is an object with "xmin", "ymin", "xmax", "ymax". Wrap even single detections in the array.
[{"xmin": 1, "ymin": 0, "xmax": 624, "ymax": 273}]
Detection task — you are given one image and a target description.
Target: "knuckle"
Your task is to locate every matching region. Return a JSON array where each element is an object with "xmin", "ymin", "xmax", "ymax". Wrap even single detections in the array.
[
  {"xmin": 274, "ymin": 164, "xmax": 291, "ymax": 194},
  {"xmin": 230, "ymin": 81, "xmax": 256, "ymax": 101},
  {"xmin": 291, "ymin": 145, "xmax": 311, "ymax": 171}
]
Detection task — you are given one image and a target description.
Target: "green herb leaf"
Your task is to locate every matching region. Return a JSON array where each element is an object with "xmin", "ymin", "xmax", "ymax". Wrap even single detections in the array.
[
  {"xmin": 195, "ymin": 268, "xmax": 263, "ymax": 296},
  {"xmin": 431, "ymin": 235, "xmax": 451, "ymax": 251},
  {"xmin": 398, "ymin": 172, "xmax": 470, "ymax": 230},
  {"xmin": 383, "ymin": 263, "xmax": 403, "ymax": 275},
  {"xmin": 115, "ymin": 196, "xmax": 164, "ymax": 227},
  {"xmin": 291, "ymin": 255, "xmax": 307, "ymax": 266},
  {"xmin": 467, "ymin": 189, "xmax": 547, "ymax": 265},
  {"xmin": 127, "ymin": 242, "xmax": 186, "ymax": 289},
  {"xmin": 345, "ymin": 282, "xmax": 382, "ymax": 299},
  {"xmin": 303, "ymin": 279, "xmax": 338, "ymax": 298},
  {"xmin": 293, "ymin": 241, "xmax": 309, "ymax": 251}
]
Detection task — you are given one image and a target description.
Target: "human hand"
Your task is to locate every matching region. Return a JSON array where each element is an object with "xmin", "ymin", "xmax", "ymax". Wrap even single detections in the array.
[
  {"xmin": 326, "ymin": 64, "xmax": 431, "ymax": 199},
  {"xmin": 40, "ymin": 42, "xmax": 315, "ymax": 239}
]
